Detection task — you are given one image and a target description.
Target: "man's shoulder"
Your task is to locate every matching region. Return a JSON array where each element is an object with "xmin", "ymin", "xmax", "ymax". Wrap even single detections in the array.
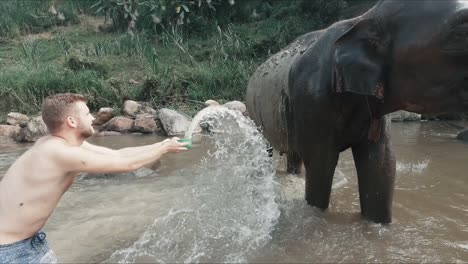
[
  {"xmin": 35, "ymin": 136, "xmax": 60, "ymax": 146},
  {"xmin": 34, "ymin": 136, "xmax": 73, "ymax": 154}
]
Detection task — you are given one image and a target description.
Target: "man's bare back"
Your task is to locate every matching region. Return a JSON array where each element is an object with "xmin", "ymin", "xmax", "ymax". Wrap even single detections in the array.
[
  {"xmin": 0, "ymin": 137, "xmax": 78, "ymax": 244},
  {"xmin": 0, "ymin": 94, "xmax": 187, "ymax": 263}
]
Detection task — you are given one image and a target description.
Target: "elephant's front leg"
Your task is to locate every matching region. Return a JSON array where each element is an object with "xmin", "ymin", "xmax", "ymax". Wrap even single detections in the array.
[
  {"xmin": 302, "ymin": 140, "xmax": 340, "ymax": 210},
  {"xmin": 352, "ymin": 116, "xmax": 396, "ymax": 224}
]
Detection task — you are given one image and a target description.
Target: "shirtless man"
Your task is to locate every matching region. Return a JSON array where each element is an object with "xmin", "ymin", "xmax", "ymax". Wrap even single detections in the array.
[{"xmin": 0, "ymin": 93, "xmax": 188, "ymax": 263}]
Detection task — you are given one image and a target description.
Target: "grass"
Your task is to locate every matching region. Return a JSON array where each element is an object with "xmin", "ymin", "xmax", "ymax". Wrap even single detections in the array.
[
  {"xmin": 0, "ymin": 15, "xmax": 309, "ymax": 117},
  {"xmin": 0, "ymin": 0, "xmax": 361, "ymax": 120},
  {"xmin": 0, "ymin": 17, "xmax": 256, "ymax": 115}
]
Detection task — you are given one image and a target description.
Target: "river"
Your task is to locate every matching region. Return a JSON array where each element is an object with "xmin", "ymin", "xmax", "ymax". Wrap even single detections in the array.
[{"xmin": 0, "ymin": 119, "xmax": 467, "ymax": 263}]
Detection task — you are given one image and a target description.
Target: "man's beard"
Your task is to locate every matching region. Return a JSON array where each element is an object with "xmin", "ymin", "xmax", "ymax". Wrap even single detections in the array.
[{"xmin": 79, "ymin": 126, "xmax": 95, "ymax": 138}]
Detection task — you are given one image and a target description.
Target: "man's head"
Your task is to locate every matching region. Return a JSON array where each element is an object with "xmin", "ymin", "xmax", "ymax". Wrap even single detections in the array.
[{"xmin": 42, "ymin": 93, "xmax": 95, "ymax": 138}]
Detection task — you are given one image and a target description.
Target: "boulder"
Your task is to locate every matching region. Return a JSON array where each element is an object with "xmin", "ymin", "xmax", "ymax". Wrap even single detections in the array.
[
  {"xmin": 204, "ymin": 99, "xmax": 220, "ymax": 107},
  {"xmin": 93, "ymin": 107, "xmax": 115, "ymax": 126},
  {"xmin": 123, "ymin": 100, "xmax": 157, "ymax": 118},
  {"xmin": 0, "ymin": 125, "xmax": 20, "ymax": 140},
  {"xmin": 100, "ymin": 116, "xmax": 134, "ymax": 133},
  {"xmin": 16, "ymin": 116, "xmax": 49, "ymax": 142},
  {"xmin": 123, "ymin": 100, "xmax": 140, "ymax": 117},
  {"xmin": 197, "ymin": 105, "xmax": 248, "ymax": 134},
  {"xmin": 390, "ymin": 110, "xmax": 421, "ymax": 122},
  {"xmin": 223, "ymin": 100, "xmax": 247, "ymax": 116},
  {"xmin": 157, "ymin": 108, "xmax": 193, "ymax": 136},
  {"xmin": 6, "ymin": 112, "xmax": 29, "ymax": 127},
  {"xmin": 133, "ymin": 114, "xmax": 159, "ymax": 133}
]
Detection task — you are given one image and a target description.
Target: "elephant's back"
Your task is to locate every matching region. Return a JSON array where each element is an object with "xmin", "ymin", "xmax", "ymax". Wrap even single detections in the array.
[{"xmin": 246, "ymin": 31, "xmax": 322, "ymax": 151}]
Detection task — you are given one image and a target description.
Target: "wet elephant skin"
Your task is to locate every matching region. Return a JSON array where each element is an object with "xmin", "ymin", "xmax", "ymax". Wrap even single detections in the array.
[{"xmin": 246, "ymin": 0, "xmax": 468, "ymax": 223}]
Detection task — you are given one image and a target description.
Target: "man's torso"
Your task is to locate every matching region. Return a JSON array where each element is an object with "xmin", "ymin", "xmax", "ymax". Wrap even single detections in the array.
[{"xmin": 0, "ymin": 137, "xmax": 77, "ymax": 244}]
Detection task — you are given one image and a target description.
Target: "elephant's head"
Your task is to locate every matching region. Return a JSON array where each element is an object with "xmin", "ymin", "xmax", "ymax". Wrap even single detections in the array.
[{"xmin": 333, "ymin": 0, "xmax": 468, "ymax": 116}]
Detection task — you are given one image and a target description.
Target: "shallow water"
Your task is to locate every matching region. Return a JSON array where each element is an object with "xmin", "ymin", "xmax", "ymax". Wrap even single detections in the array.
[{"xmin": 1, "ymin": 120, "xmax": 468, "ymax": 263}]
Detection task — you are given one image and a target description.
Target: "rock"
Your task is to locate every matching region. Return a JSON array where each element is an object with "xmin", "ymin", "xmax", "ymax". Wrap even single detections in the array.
[
  {"xmin": 16, "ymin": 116, "xmax": 49, "ymax": 142},
  {"xmin": 223, "ymin": 100, "xmax": 247, "ymax": 116},
  {"xmin": 6, "ymin": 112, "xmax": 29, "ymax": 127},
  {"xmin": 456, "ymin": 129, "xmax": 468, "ymax": 141},
  {"xmin": 93, "ymin": 107, "xmax": 115, "ymax": 126},
  {"xmin": 95, "ymin": 131, "xmax": 122, "ymax": 137},
  {"xmin": 123, "ymin": 100, "xmax": 140, "ymax": 117},
  {"xmin": 123, "ymin": 100, "xmax": 157, "ymax": 117},
  {"xmin": 0, "ymin": 125, "xmax": 20, "ymax": 140},
  {"xmin": 390, "ymin": 110, "xmax": 421, "ymax": 122},
  {"xmin": 157, "ymin": 108, "xmax": 193, "ymax": 136},
  {"xmin": 100, "ymin": 116, "xmax": 134, "ymax": 133},
  {"xmin": 204, "ymin": 99, "xmax": 220, "ymax": 107},
  {"xmin": 133, "ymin": 114, "xmax": 159, "ymax": 133}
]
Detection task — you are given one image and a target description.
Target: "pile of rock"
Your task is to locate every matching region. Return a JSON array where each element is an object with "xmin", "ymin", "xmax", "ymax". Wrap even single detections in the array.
[
  {"xmin": 0, "ymin": 99, "xmax": 248, "ymax": 142},
  {"xmin": 3, "ymin": 100, "xmax": 468, "ymax": 143},
  {"xmin": 94, "ymin": 100, "xmax": 198, "ymax": 136},
  {"xmin": 0, "ymin": 113, "xmax": 47, "ymax": 142}
]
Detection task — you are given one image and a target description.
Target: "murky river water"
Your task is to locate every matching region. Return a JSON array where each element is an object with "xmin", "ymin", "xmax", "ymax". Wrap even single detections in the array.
[{"xmin": 1, "ymin": 117, "xmax": 468, "ymax": 263}]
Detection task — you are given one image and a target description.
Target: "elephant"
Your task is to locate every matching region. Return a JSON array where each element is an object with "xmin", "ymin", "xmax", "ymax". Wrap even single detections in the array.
[{"xmin": 245, "ymin": 0, "xmax": 468, "ymax": 224}]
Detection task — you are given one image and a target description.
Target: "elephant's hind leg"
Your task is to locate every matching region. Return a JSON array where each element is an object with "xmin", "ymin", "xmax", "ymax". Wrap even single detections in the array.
[
  {"xmin": 351, "ymin": 117, "xmax": 396, "ymax": 224},
  {"xmin": 302, "ymin": 144, "xmax": 339, "ymax": 210},
  {"xmin": 287, "ymin": 151, "xmax": 302, "ymax": 174}
]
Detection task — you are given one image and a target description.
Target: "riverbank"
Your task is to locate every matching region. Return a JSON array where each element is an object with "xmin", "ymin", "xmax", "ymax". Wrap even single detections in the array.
[{"xmin": 0, "ymin": 1, "xmax": 377, "ymax": 121}]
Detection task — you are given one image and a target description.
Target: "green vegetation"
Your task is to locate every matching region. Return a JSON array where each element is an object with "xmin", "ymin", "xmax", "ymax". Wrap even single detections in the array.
[{"xmin": 0, "ymin": 0, "xmax": 375, "ymax": 117}]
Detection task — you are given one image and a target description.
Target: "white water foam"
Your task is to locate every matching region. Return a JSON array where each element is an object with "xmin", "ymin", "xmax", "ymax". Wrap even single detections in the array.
[
  {"xmin": 332, "ymin": 169, "xmax": 348, "ymax": 190},
  {"xmin": 107, "ymin": 107, "xmax": 280, "ymax": 263},
  {"xmin": 396, "ymin": 160, "xmax": 429, "ymax": 174}
]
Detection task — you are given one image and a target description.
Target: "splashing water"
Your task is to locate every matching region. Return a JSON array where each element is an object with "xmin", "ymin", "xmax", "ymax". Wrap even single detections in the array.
[
  {"xmin": 184, "ymin": 105, "xmax": 227, "ymax": 140},
  {"xmin": 107, "ymin": 107, "xmax": 280, "ymax": 263}
]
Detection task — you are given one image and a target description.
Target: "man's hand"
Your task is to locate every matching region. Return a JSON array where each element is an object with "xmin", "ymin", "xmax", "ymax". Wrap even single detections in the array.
[{"xmin": 161, "ymin": 137, "xmax": 189, "ymax": 153}]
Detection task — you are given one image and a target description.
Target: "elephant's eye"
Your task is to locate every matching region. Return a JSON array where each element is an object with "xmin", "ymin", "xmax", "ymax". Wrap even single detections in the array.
[{"xmin": 442, "ymin": 23, "xmax": 468, "ymax": 55}]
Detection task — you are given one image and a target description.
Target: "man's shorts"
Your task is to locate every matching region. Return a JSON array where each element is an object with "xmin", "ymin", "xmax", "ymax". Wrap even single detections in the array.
[{"xmin": 0, "ymin": 231, "xmax": 58, "ymax": 264}]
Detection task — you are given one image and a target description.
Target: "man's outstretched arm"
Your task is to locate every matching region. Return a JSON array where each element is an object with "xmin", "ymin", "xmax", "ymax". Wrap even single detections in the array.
[
  {"xmin": 54, "ymin": 138, "xmax": 187, "ymax": 174},
  {"xmin": 82, "ymin": 139, "xmax": 172, "ymax": 157}
]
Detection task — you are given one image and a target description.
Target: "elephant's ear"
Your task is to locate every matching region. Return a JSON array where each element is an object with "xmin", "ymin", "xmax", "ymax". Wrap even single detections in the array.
[{"xmin": 332, "ymin": 18, "xmax": 390, "ymax": 100}]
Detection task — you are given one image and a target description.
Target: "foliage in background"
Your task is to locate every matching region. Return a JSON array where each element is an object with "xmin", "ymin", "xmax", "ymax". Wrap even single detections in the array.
[
  {"xmin": 0, "ymin": 65, "xmax": 134, "ymax": 114},
  {"xmin": 0, "ymin": 1, "xmax": 86, "ymax": 38},
  {"xmin": 91, "ymin": 0, "xmax": 351, "ymax": 36},
  {"xmin": 0, "ymin": 0, "xmax": 376, "ymax": 117}
]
